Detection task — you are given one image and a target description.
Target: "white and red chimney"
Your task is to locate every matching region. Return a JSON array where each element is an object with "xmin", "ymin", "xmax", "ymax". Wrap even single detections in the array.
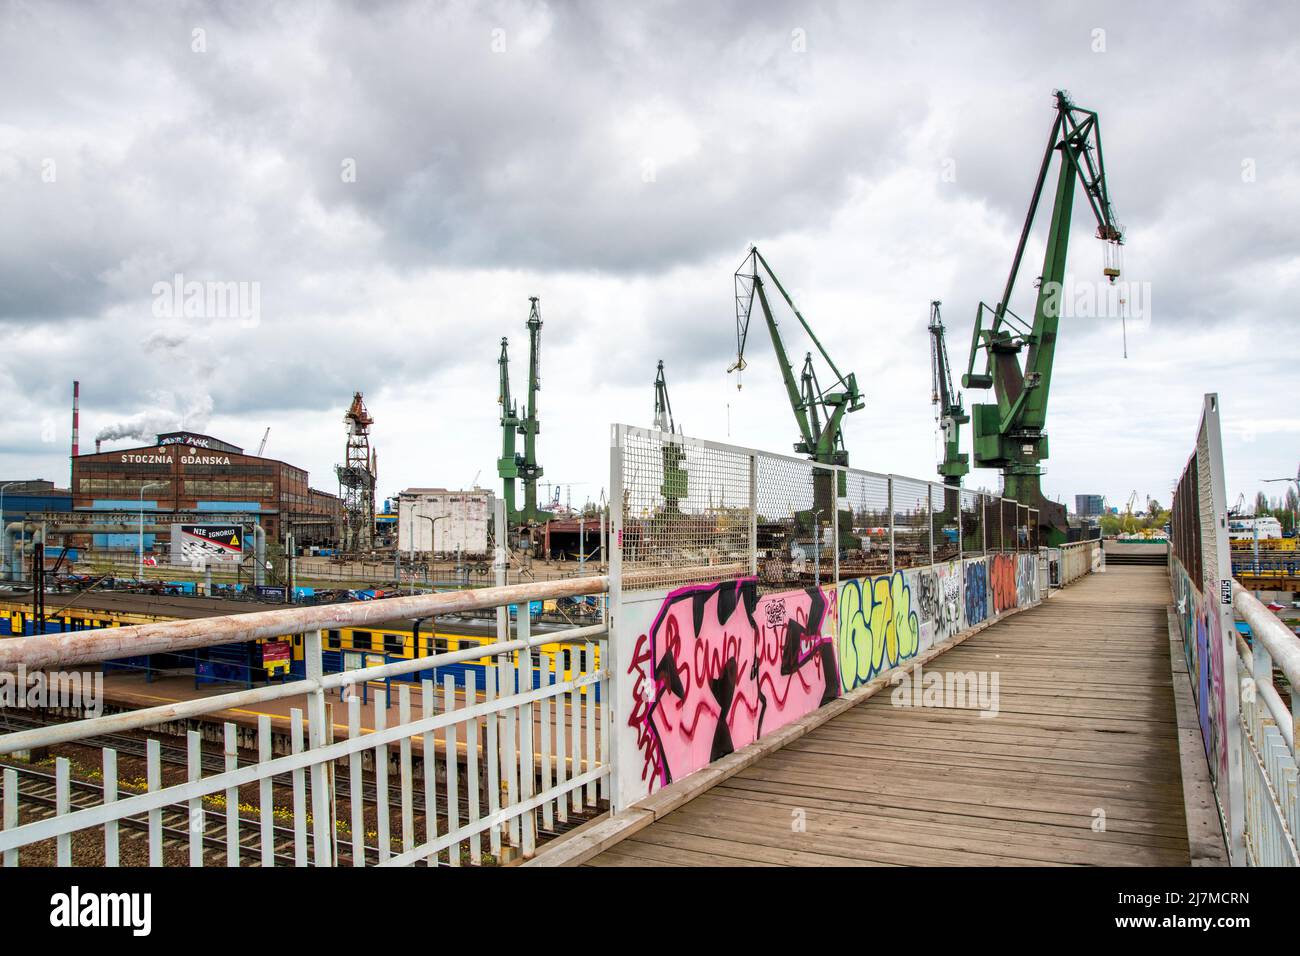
[{"xmin": 71, "ymin": 380, "xmax": 80, "ymax": 458}]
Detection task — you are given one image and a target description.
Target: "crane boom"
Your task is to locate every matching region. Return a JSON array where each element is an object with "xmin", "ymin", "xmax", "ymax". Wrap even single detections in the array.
[
  {"xmin": 961, "ymin": 90, "xmax": 1124, "ymax": 545},
  {"xmin": 928, "ymin": 301, "xmax": 968, "ymax": 486},
  {"xmin": 653, "ymin": 359, "xmax": 677, "ymax": 434},
  {"xmin": 729, "ymin": 246, "xmax": 863, "ymax": 530}
]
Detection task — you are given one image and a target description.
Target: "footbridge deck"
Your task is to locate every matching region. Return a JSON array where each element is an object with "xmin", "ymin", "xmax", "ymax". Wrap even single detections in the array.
[{"xmin": 584, "ymin": 566, "xmax": 1196, "ymax": 867}]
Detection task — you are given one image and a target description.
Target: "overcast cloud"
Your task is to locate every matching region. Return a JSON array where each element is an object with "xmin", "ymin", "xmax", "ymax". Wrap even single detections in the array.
[{"xmin": 2, "ymin": 0, "xmax": 1298, "ymax": 512}]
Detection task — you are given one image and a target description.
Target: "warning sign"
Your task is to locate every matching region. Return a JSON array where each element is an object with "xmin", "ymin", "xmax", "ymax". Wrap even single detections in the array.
[
  {"xmin": 173, "ymin": 524, "xmax": 244, "ymax": 566},
  {"xmin": 262, "ymin": 640, "xmax": 291, "ymax": 675}
]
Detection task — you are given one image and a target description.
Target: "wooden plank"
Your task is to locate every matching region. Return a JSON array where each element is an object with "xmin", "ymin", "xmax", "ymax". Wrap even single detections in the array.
[{"xmin": 582, "ymin": 565, "xmax": 1193, "ymax": 867}]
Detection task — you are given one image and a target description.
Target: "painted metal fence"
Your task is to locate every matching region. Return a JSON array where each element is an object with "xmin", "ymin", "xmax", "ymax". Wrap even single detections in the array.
[
  {"xmin": 0, "ymin": 563, "xmax": 611, "ymax": 867},
  {"xmin": 1170, "ymin": 393, "xmax": 1297, "ymax": 866},
  {"xmin": 605, "ymin": 424, "xmax": 1060, "ymax": 811}
]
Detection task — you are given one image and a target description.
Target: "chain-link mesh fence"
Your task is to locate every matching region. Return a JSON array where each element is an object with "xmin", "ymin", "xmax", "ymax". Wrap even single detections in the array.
[
  {"xmin": 961, "ymin": 489, "xmax": 985, "ymax": 557},
  {"xmin": 752, "ymin": 454, "xmax": 837, "ymax": 596},
  {"xmin": 613, "ymin": 425, "xmax": 1044, "ymax": 592},
  {"xmin": 615, "ymin": 427, "xmax": 752, "ymax": 590}
]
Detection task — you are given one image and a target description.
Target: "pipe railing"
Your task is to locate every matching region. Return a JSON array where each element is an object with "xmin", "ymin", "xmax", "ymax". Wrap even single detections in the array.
[
  {"xmin": 1231, "ymin": 584, "xmax": 1299, "ymax": 865},
  {"xmin": 0, "ymin": 575, "xmax": 608, "ymax": 671},
  {"xmin": 0, "ymin": 576, "xmax": 614, "ymax": 867}
]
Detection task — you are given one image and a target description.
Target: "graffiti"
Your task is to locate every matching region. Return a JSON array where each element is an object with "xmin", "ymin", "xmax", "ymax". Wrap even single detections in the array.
[
  {"xmin": 1016, "ymin": 553, "xmax": 1037, "ymax": 607},
  {"xmin": 626, "ymin": 579, "xmax": 838, "ymax": 794},
  {"xmin": 989, "ymin": 553, "xmax": 1017, "ymax": 614},
  {"xmin": 1172, "ymin": 559, "xmax": 1229, "ymax": 793},
  {"xmin": 965, "ymin": 559, "xmax": 988, "ymax": 625},
  {"xmin": 915, "ymin": 562, "xmax": 963, "ymax": 647},
  {"xmin": 837, "ymin": 571, "xmax": 920, "ymax": 692}
]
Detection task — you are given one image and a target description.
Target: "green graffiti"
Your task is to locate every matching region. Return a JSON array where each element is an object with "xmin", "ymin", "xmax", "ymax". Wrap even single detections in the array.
[{"xmin": 837, "ymin": 571, "xmax": 920, "ymax": 691}]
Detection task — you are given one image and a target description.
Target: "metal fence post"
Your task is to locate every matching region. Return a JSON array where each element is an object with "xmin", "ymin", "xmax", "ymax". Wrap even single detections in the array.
[
  {"xmin": 494, "ymin": 498, "xmax": 508, "ymax": 642},
  {"xmin": 749, "ymin": 454, "xmax": 758, "ymax": 577},
  {"xmin": 303, "ymin": 627, "xmax": 333, "ymax": 866},
  {"xmin": 832, "ymin": 467, "xmax": 840, "ymax": 586},
  {"xmin": 887, "ymin": 477, "xmax": 895, "ymax": 574},
  {"xmin": 928, "ymin": 484, "xmax": 935, "ymax": 567},
  {"xmin": 605, "ymin": 425, "xmax": 628, "ymax": 813}
]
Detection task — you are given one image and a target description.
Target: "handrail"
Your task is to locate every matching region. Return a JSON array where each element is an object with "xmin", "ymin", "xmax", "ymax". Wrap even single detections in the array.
[
  {"xmin": 1233, "ymin": 582, "xmax": 1300, "ymax": 692},
  {"xmin": 0, "ymin": 575, "xmax": 608, "ymax": 671},
  {"xmin": 0, "ymin": 622, "xmax": 608, "ymax": 755}
]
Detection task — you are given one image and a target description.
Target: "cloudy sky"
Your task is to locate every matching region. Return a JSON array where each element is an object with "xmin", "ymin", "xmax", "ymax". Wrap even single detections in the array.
[{"xmin": 2, "ymin": 0, "xmax": 1297, "ymax": 514}]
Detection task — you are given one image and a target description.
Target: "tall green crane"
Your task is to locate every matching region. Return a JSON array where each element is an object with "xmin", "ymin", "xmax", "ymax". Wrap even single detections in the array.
[
  {"xmin": 497, "ymin": 336, "xmax": 519, "ymax": 520},
  {"xmin": 653, "ymin": 359, "xmax": 688, "ymax": 514},
  {"xmin": 930, "ymin": 300, "xmax": 968, "ymax": 487},
  {"xmin": 930, "ymin": 300, "xmax": 969, "ymax": 542},
  {"xmin": 729, "ymin": 246, "xmax": 864, "ymax": 530},
  {"xmin": 497, "ymin": 297, "xmax": 554, "ymax": 526},
  {"xmin": 962, "ymin": 90, "xmax": 1124, "ymax": 545}
]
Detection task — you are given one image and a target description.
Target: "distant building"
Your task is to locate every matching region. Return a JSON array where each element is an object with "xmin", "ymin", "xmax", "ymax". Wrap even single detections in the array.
[
  {"xmin": 397, "ymin": 488, "xmax": 493, "ymax": 556},
  {"xmin": 71, "ymin": 431, "xmax": 342, "ymax": 546},
  {"xmin": 0, "ymin": 480, "xmax": 72, "ymax": 525},
  {"xmin": 1075, "ymin": 494, "xmax": 1105, "ymax": 518}
]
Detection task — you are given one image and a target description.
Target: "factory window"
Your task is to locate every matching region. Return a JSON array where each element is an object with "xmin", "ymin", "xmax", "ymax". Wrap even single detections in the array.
[
  {"xmin": 383, "ymin": 633, "xmax": 404, "ymax": 656},
  {"xmin": 326, "ymin": 629, "xmax": 341, "ymax": 649},
  {"xmin": 352, "ymin": 630, "xmax": 374, "ymax": 652}
]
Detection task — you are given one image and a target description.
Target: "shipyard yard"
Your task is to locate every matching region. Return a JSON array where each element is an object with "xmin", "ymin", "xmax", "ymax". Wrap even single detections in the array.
[{"xmin": 1, "ymin": 0, "xmax": 1296, "ymax": 944}]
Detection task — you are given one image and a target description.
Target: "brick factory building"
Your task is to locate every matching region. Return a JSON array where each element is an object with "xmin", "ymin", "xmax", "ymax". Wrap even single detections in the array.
[{"xmin": 71, "ymin": 431, "xmax": 342, "ymax": 545}]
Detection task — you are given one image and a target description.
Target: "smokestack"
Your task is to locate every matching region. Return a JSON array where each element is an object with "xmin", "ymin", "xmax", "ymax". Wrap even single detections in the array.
[
  {"xmin": 71, "ymin": 380, "xmax": 80, "ymax": 459},
  {"xmin": 95, "ymin": 439, "xmax": 102, "ymax": 454}
]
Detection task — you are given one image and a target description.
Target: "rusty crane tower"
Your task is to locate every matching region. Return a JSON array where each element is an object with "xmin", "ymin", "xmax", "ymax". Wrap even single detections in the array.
[{"xmin": 335, "ymin": 391, "xmax": 376, "ymax": 552}]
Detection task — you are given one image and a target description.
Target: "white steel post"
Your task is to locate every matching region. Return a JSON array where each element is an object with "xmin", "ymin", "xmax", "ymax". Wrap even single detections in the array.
[
  {"xmin": 749, "ymin": 455, "xmax": 758, "ymax": 577},
  {"xmin": 303, "ymin": 628, "xmax": 333, "ymax": 866},
  {"xmin": 605, "ymin": 425, "xmax": 629, "ymax": 812}
]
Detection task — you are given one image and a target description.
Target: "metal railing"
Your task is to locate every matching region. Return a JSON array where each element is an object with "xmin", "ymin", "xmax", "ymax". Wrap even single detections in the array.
[
  {"xmin": 0, "ymin": 573, "xmax": 611, "ymax": 867},
  {"xmin": 1169, "ymin": 393, "xmax": 1295, "ymax": 865},
  {"xmin": 1057, "ymin": 540, "xmax": 1102, "ymax": 587},
  {"xmin": 1231, "ymin": 583, "xmax": 1299, "ymax": 866}
]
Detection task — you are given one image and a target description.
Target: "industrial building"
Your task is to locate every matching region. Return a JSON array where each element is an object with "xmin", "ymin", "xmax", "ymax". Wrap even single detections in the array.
[
  {"xmin": 0, "ymin": 479, "xmax": 72, "ymax": 526},
  {"xmin": 396, "ymin": 487, "xmax": 493, "ymax": 556},
  {"xmin": 70, "ymin": 430, "xmax": 342, "ymax": 547}
]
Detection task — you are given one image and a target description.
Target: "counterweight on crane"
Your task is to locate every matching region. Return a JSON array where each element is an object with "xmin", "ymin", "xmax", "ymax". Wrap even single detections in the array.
[
  {"xmin": 961, "ymin": 90, "xmax": 1124, "ymax": 545},
  {"xmin": 729, "ymin": 246, "xmax": 864, "ymax": 530}
]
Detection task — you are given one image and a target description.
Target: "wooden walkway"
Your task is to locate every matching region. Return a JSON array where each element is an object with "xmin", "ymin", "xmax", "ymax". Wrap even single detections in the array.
[{"xmin": 588, "ymin": 566, "xmax": 1191, "ymax": 866}]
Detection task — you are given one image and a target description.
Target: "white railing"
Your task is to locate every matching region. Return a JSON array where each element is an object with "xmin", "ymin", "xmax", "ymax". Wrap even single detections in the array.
[
  {"xmin": 1057, "ymin": 540, "xmax": 1101, "ymax": 587},
  {"xmin": 1232, "ymin": 583, "xmax": 1300, "ymax": 866},
  {"xmin": 0, "ymin": 575, "xmax": 611, "ymax": 867}
]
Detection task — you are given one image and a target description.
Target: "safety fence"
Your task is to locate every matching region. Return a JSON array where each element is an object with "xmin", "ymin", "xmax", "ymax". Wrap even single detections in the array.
[
  {"xmin": 1170, "ymin": 393, "xmax": 1297, "ymax": 866},
  {"xmin": 0, "ymin": 427, "xmax": 1095, "ymax": 865},
  {"xmin": 0, "ymin": 570, "xmax": 610, "ymax": 867},
  {"xmin": 605, "ymin": 424, "xmax": 1076, "ymax": 811}
]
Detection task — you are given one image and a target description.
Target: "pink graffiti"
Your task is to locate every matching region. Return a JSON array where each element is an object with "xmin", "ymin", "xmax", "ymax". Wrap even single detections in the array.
[{"xmin": 626, "ymin": 579, "xmax": 838, "ymax": 794}]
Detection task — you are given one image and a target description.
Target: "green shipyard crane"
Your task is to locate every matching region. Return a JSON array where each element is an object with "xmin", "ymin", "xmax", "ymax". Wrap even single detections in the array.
[
  {"xmin": 497, "ymin": 297, "xmax": 554, "ymax": 526},
  {"xmin": 962, "ymin": 90, "xmax": 1124, "ymax": 545},
  {"xmin": 653, "ymin": 359, "xmax": 687, "ymax": 514},
  {"xmin": 729, "ymin": 246, "xmax": 864, "ymax": 531},
  {"xmin": 929, "ymin": 300, "xmax": 969, "ymax": 488},
  {"xmin": 497, "ymin": 336, "xmax": 520, "ymax": 520}
]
